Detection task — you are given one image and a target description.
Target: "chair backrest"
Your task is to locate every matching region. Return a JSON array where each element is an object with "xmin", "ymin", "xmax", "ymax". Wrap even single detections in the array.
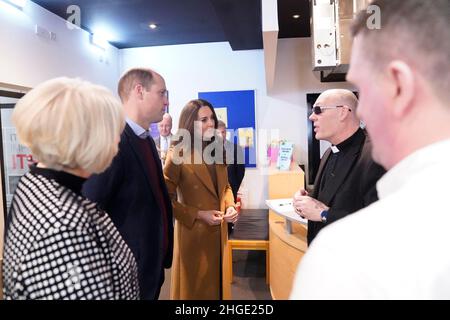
[{"xmin": 230, "ymin": 209, "xmax": 269, "ymax": 241}]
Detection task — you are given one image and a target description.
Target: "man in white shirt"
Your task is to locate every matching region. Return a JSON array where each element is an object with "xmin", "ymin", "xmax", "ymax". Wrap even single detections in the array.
[
  {"xmin": 291, "ymin": 0, "xmax": 450, "ymax": 299},
  {"xmin": 154, "ymin": 113, "xmax": 173, "ymax": 164}
]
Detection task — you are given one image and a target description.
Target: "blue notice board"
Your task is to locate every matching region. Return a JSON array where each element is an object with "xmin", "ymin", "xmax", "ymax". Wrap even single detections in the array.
[{"xmin": 198, "ymin": 90, "xmax": 256, "ymax": 168}]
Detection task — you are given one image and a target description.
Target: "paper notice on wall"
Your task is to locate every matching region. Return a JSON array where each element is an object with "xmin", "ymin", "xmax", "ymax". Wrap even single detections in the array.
[
  {"xmin": 214, "ymin": 107, "xmax": 228, "ymax": 126},
  {"xmin": 238, "ymin": 127, "xmax": 254, "ymax": 148}
]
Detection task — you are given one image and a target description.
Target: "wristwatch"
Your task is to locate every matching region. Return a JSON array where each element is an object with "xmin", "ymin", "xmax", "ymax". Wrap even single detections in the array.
[{"xmin": 320, "ymin": 210, "xmax": 329, "ymax": 223}]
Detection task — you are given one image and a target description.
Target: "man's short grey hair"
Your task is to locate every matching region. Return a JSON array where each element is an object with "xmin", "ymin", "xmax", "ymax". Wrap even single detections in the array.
[
  {"xmin": 217, "ymin": 120, "xmax": 226, "ymax": 128},
  {"xmin": 351, "ymin": 0, "xmax": 450, "ymax": 103},
  {"xmin": 12, "ymin": 77, "xmax": 124, "ymax": 174},
  {"xmin": 161, "ymin": 113, "xmax": 172, "ymax": 123}
]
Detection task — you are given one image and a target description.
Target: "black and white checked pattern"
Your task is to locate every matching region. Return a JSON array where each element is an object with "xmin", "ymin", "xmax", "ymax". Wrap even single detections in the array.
[{"xmin": 2, "ymin": 172, "xmax": 140, "ymax": 300}]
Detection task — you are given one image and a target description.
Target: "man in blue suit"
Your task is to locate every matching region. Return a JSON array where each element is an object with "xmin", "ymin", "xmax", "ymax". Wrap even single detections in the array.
[
  {"xmin": 217, "ymin": 120, "xmax": 245, "ymax": 202},
  {"xmin": 83, "ymin": 68, "xmax": 173, "ymax": 300}
]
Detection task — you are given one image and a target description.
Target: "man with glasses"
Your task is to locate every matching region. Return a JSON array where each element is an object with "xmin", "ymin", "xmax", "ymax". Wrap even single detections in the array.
[
  {"xmin": 292, "ymin": 0, "xmax": 450, "ymax": 299},
  {"xmin": 292, "ymin": 89, "xmax": 385, "ymax": 245},
  {"xmin": 83, "ymin": 68, "xmax": 173, "ymax": 300}
]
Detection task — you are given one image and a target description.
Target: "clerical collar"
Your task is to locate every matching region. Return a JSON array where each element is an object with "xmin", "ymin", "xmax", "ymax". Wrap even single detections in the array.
[
  {"xmin": 331, "ymin": 145, "xmax": 340, "ymax": 153},
  {"xmin": 332, "ymin": 128, "xmax": 364, "ymax": 153}
]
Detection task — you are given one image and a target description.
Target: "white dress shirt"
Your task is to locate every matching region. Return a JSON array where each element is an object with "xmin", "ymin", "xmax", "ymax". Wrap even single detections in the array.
[
  {"xmin": 160, "ymin": 135, "xmax": 171, "ymax": 153},
  {"xmin": 290, "ymin": 139, "xmax": 450, "ymax": 299}
]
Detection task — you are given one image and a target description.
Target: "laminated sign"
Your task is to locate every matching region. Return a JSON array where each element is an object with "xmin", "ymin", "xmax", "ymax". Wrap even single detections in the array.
[{"xmin": 277, "ymin": 141, "xmax": 294, "ymax": 171}]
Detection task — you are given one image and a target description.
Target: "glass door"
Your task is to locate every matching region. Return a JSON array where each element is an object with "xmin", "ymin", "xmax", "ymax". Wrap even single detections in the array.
[{"xmin": 0, "ymin": 90, "xmax": 27, "ymax": 220}]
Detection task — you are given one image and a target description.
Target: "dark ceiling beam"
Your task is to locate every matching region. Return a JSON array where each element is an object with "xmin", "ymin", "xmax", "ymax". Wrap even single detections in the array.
[
  {"xmin": 277, "ymin": 0, "xmax": 311, "ymax": 38},
  {"xmin": 209, "ymin": 0, "xmax": 263, "ymax": 50}
]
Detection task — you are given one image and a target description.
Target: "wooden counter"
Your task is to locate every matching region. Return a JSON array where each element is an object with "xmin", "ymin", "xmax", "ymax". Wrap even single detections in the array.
[
  {"xmin": 269, "ymin": 213, "xmax": 307, "ymax": 299},
  {"xmin": 267, "ymin": 166, "xmax": 308, "ymax": 299},
  {"xmin": 267, "ymin": 165, "xmax": 304, "ymax": 199}
]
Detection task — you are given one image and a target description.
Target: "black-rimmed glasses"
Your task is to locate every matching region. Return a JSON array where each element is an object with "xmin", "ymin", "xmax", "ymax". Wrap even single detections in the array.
[{"xmin": 312, "ymin": 105, "xmax": 351, "ymax": 115}]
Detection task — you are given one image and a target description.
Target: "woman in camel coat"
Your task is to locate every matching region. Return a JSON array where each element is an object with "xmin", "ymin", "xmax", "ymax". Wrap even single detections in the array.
[{"xmin": 164, "ymin": 99, "xmax": 238, "ymax": 300}]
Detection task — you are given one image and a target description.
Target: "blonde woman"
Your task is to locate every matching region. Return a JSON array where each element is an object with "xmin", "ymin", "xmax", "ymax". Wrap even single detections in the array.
[{"xmin": 2, "ymin": 77, "xmax": 139, "ymax": 299}]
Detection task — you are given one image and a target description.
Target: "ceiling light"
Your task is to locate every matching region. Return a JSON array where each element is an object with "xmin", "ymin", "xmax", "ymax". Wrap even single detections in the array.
[
  {"xmin": 149, "ymin": 24, "xmax": 157, "ymax": 29},
  {"xmin": 2, "ymin": 0, "xmax": 26, "ymax": 9},
  {"xmin": 293, "ymin": 14, "xmax": 300, "ymax": 19}
]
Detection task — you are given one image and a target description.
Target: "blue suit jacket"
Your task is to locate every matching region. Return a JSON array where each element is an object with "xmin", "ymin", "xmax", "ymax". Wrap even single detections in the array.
[
  {"xmin": 224, "ymin": 140, "xmax": 245, "ymax": 201},
  {"xmin": 82, "ymin": 124, "xmax": 173, "ymax": 299}
]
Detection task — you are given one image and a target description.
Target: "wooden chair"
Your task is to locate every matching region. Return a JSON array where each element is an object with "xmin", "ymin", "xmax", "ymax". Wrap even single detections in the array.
[{"xmin": 227, "ymin": 209, "xmax": 269, "ymax": 284}]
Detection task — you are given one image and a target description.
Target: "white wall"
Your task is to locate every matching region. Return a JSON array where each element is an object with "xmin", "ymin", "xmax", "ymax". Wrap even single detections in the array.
[
  {"xmin": 0, "ymin": 1, "xmax": 120, "ymax": 91},
  {"xmin": 120, "ymin": 41, "xmax": 267, "ymax": 130},
  {"xmin": 121, "ymin": 38, "xmax": 354, "ymax": 208},
  {"xmin": 120, "ymin": 42, "xmax": 268, "ymax": 208}
]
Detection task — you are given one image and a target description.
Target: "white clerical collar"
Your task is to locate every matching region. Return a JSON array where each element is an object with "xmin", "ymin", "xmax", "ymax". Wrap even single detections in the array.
[{"xmin": 331, "ymin": 145, "xmax": 340, "ymax": 153}]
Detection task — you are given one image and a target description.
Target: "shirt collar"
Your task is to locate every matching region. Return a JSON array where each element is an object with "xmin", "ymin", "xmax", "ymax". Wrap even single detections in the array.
[
  {"xmin": 333, "ymin": 127, "xmax": 364, "ymax": 153},
  {"xmin": 126, "ymin": 118, "xmax": 149, "ymax": 139},
  {"xmin": 377, "ymin": 138, "xmax": 450, "ymax": 199}
]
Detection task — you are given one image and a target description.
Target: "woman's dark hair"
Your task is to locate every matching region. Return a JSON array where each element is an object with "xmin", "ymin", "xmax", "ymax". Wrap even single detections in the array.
[{"xmin": 173, "ymin": 99, "xmax": 225, "ymax": 162}]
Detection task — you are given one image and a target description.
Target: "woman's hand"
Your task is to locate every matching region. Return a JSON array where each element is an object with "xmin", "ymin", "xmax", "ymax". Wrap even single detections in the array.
[
  {"xmin": 223, "ymin": 206, "xmax": 239, "ymax": 223},
  {"xmin": 197, "ymin": 210, "xmax": 223, "ymax": 226}
]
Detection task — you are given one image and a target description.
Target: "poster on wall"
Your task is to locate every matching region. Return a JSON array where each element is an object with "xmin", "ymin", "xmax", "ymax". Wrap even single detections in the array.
[
  {"xmin": 198, "ymin": 90, "xmax": 256, "ymax": 168},
  {"xmin": 277, "ymin": 141, "xmax": 294, "ymax": 171},
  {"xmin": 214, "ymin": 107, "xmax": 228, "ymax": 126},
  {"xmin": 237, "ymin": 127, "xmax": 254, "ymax": 148},
  {"xmin": 1, "ymin": 106, "xmax": 33, "ymax": 214}
]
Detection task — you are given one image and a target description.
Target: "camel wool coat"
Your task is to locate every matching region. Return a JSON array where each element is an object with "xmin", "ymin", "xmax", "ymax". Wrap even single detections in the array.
[{"xmin": 164, "ymin": 148, "xmax": 235, "ymax": 300}]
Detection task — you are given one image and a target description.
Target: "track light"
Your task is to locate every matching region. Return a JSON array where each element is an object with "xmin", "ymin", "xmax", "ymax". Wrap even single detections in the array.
[{"xmin": 2, "ymin": 0, "xmax": 26, "ymax": 9}]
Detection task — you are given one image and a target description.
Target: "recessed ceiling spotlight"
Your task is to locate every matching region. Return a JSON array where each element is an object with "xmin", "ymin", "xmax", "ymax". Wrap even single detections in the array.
[
  {"xmin": 149, "ymin": 23, "xmax": 157, "ymax": 29},
  {"xmin": 293, "ymin": 14, "xmax": 300, "ymax": 19}
]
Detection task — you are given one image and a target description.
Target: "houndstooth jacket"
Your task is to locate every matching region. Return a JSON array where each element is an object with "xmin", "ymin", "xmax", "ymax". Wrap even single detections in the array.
[{"xmin": 2, "ymin": 166, "xmax": 140, "ymax": 300}]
